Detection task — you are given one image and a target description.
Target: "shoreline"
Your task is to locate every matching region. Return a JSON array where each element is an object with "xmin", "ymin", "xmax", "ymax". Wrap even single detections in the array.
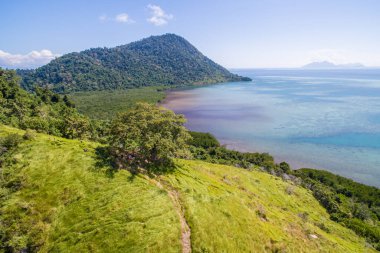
[
  {"xmin": 160, "ymin": 87, "xmax": 311, "ymax": 168},
  {"xmin": 219, "ymin": 139, "xmax": 317, "ymax": 169},
  {"xmin": 160, "ymin": 86, "xmax": 380, "ymax": 188}
]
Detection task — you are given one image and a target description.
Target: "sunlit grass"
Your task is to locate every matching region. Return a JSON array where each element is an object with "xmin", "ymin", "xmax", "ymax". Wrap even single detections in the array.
[
  {"xmin": 164, "ymin": 160, "xmax": 374, "ymax": 252},
  {"xmin": 0, "ymin": 125, "xmax": 181, "ymax": 252},
  {"xmin": 0, "ymin": 125, "xmax": 375, "ymax": 252}
]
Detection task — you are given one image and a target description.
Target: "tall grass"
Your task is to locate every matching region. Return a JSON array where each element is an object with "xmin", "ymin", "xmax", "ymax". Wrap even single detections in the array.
[{"xmin": 0, "ymin": 125, "xmax": 181, "ymax": 252}]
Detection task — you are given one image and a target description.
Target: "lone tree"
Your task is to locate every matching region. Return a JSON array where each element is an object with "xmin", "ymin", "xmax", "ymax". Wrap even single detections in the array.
[{"xmin": 108, "ymin": 103, "xmax": 191, "ymax": 173}]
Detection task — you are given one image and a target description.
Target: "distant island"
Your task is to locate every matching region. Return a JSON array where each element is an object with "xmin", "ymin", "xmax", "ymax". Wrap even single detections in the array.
[
  {"xmin": 18, "ymin": 34, "xmax": 251, "ymax": 93},
  {"xmin": 302, "ymin": 61, "xmax": 365, "ymax": 69}
]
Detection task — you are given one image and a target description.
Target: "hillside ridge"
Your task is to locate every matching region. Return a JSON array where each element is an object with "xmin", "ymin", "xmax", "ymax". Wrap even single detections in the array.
[{"xmin": 18, "ymin": 34, "xmax": 251, "ymax": 93}]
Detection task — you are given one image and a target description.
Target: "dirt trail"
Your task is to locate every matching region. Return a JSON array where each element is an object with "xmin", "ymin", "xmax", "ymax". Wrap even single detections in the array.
[
  {"xmin": 144, "ymin": 176, "xmax": 191, "ymax": 253},
  {"xmin": 166, "ymin": 186, "xmax": 191, "ymax": 253}
]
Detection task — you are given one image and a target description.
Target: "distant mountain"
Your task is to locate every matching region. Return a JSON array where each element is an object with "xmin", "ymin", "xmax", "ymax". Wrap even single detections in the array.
[
  {"xmin": 302, "ymin": 61, "xmax": 365, "ymax": 69},
  {"xmin": 18, "ymin": 34, "xmax": 251, "ymax": 93}
]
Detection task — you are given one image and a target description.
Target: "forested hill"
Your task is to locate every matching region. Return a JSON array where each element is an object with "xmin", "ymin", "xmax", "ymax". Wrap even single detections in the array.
[{"xmin": 19, "ymin": 34, "xmax": 250, "ymax": 93}]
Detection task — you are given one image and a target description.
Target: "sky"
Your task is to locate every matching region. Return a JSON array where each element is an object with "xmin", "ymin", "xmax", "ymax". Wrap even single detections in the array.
[{"xmin": 1, "ymin": 0, "xmax": 380, "ymax": 69}]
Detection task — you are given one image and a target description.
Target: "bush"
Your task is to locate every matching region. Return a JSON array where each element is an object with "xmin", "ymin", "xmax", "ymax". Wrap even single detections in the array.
[
  {"xmin": 188, "ymin": 131, "xmax": 220, "ymax": 149},
  {"xmin": 0, "ymin": 134, "xmax": 23, "ymax": 150},
  {"xmin": 352, "ymin": 203, "xmax": 372, "ymax": 221},
  {"xmin": 23, "ymin": 129, "xmax": 37, "ymax": 140},
  {"xmin": 279, "ymin": 162, "xmax": 291, "ymax": 173},
  {"xmin": 60, "ymin": 112, "xmax": 91, "ymax": 139},
  {"xmin": 188, "ymin": 145, "xmax": 277, "ymax": 171}
]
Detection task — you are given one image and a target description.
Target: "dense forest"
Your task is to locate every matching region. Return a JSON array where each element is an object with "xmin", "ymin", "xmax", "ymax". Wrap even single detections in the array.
[
  {"xmin": 18, "ymin": 34, "xmax": 251, "ymax": 93},
  {"xmin": 0, "ymin": 69, "xmax": 92, "ymax": 139}
]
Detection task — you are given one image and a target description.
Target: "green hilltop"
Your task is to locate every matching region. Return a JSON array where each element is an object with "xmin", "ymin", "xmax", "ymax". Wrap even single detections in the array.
[{"xmin": 18, "ymin": 34, "xmax": 250, "ymax": 93}]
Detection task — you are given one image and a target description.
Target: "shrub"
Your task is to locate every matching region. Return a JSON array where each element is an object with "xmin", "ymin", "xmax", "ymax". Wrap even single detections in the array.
[
  {"xmin": 0, "ymin": 134, "xmax": 23, "ymax": 150},
  {"xmin": 316, "ymin": 222, "xmax": 330, "ymax": 233},
  {"xmin": 60, "ymin": 112, "xmax": 91, "ymax": 139},
  {"xmin": 352, "ymin": 203, "xmax": 372, "ymax": 221},
  {"xmin": 279, "ymin": 162, "xmax": 291, "ymax": 173},
  {"xmin": 188, "ymin": 131, "xmax": 220, "ymax": 149},
  {"xmin": 23, "ymin": 129, "xmax": 37, "ymax": 140}
]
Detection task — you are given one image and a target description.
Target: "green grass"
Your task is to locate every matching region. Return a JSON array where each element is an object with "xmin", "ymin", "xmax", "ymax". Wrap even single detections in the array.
[
  {"xmin": 0, "ymin": 125, "xmax": 376, "ymax": 252},
  {"xmin": 164, "ymin": 160, "xmax": 375, "ymax": 252},
  {"xmin": 0, "ymin": 125, "xmax": 181, "ymax": 252},
  {"xmin": 68, "ymin": 87, "xmax": 166, "ymax": 120}
]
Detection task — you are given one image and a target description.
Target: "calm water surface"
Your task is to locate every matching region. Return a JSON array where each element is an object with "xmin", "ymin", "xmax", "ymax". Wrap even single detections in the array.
[{"xmin": 162, "ymin": 69, "xmax": 380, "ymax": 187}]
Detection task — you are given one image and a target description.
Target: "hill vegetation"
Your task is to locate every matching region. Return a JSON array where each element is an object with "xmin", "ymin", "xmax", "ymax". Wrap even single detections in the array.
[
  {"xmin": 0, "ymin": 69, "xmax": 91, "ymax": 139},
  {"xmin": 68, "ymin": 87, "xmax": 166, "ymax": 120},
  {"xmin": 107, "ymin": 103, "xmax": 191, "ymax": 172},
  {"xmin": 188, "ymin": 131, "xmax": 380, "ymax": 250},
  {"xmin": 295, "ymin": 169, "xmax": 380, "ymax": 249},
  {"xmin": 0, "ymin": 125, "xmax": 375, "ymax": 252},
  {"xmin": 0, "ymin": 125, "xmax": 181, "ymax": 252},
  {"xmin": 0, "ymin": 68, "xmax": 379, "ymax": 251},
  {"xmin": 18, "ymin": 34, "xmax": 250, "ymax": 93}
]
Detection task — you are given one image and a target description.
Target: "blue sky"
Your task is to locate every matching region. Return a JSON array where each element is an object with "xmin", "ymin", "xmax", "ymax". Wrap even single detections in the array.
[{"xmin": 1, "ymin": 0, "xmax": 380, "ymax": 68}]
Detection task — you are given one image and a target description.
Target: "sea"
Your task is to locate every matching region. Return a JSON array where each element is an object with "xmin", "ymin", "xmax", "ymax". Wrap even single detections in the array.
[{"xmin": 161, "ymin": 69, "xmax": 380, "ymax": 187}]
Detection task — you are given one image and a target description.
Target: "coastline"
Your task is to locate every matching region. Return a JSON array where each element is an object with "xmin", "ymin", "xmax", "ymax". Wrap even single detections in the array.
[
  {"xmin": 218, "ymin": 138, "xmax": 319, "ymax": 169},
  {"xmin": 160, "ymin": 88, "xmax": 319, "ymax": 169},
  {"xmin": 160, "ymin": 85, "xmax": 380, "ymax": 188}
]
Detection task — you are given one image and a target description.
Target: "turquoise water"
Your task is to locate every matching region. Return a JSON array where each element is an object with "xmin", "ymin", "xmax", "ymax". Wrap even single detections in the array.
[{"xmin": 162, "ymin": 69, "xmax": 380, "ymax": 187}]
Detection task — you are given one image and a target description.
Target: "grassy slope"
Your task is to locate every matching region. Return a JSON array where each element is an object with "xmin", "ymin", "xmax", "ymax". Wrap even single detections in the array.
[
  {"xmin": 68, "ymin": 87, "xmax": 166, "ymax": 120},
  {"xmin": 165, "ymin": 161, "xmax": 375, "ymax": 252},
  {"xmin": 0, "ymin": 125, "xmax": 375, "ymax": 252},
  {"xmin": 0, "ymin": 125, "xmax": 181, "ymax": 252}
]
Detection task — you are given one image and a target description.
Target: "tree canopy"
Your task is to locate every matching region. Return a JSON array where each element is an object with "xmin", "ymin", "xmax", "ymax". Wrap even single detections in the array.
[
  {"xmin": 108, "ymin": 103, "xmax": 191, "ymax": 172},
  {"xmin": 0, "ymin": 68, "xmax": 91, "ymax": 139}
]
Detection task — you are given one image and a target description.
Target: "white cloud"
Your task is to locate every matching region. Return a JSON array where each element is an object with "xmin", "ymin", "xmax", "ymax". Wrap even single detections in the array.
[
  {"xmin": 0, "ymin": 49, "xmax": 60, "ymax": 69},
  {"xmin": 147, "ymin": 4, "xmax": 173, "ymax": 26},
  {"xmin": 115, "ymin": 13, "xmax": 134, "ymax": 23},
  {"xmin": 99, "ymin": 13, "xmax": 135, "ymax": 24}
]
